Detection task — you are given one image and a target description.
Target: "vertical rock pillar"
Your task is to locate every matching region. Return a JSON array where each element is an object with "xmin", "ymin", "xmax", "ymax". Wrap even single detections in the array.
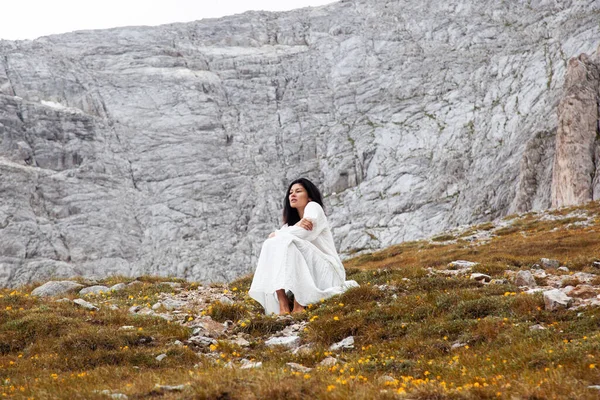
[{"xmin": 551, "ymin": 51, "xmax": 600, "ymax": 208}]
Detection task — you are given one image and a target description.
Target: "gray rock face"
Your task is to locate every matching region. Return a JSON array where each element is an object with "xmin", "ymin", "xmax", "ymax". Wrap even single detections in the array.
[
  {"xmin": 552, "ymin": 52, "xmax": 600, "ymax": 207},
  {"xmin": 31, "ymin": 280, "xmax": 84, "ymax": 296},
  {"xmin": 1, "ymin": 1, "xmax": 599, "ymax": 286}
]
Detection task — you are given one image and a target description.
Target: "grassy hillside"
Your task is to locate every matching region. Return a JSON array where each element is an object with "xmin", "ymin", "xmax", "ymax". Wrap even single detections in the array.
[{"xmin": 2, "ymin": 202, "xmax": 600, "ymax": 399}]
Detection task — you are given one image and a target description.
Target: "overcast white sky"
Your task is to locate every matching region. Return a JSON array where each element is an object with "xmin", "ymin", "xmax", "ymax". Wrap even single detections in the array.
[{"xmin": 0, "ymin": 0, "xmax": 337, "ymax": 40}]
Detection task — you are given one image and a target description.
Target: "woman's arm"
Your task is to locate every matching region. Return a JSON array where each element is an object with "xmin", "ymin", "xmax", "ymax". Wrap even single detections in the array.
[{"xmin": 285, "ymin": 202, "xmax": 325, "ymax": 241}]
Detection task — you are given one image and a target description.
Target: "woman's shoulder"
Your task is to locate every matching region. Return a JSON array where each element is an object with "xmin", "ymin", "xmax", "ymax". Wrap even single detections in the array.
[{"xmin": 306, "ymin": 201, "xmax": 325, "ymax": 215}]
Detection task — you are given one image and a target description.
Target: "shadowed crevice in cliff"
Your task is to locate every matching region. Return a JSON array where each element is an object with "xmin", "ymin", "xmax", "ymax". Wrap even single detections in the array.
[{"xmin": 511, "ymin": 129, "xmax": 555, "ymax": 213}]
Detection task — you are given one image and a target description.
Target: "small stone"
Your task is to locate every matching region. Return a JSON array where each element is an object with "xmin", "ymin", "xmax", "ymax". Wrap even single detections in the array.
[
  {"xmin": 588, "ymin": 385, "xmax": 600, "ymax": 390},
  {"xmin": 219, "ymin": 296, "xmax": 234, "ymax": 305},
  {"xmin": 286, "ymin": 362, "xmax": 312, "ymax": 373},
  {"xmin": 378, "ymin": 375, "xmax": 396, "ymax": 384},
  {"xmin": 54, "ymin": 298, "xmax": 71, "ymax": 303},
  {"xmin": 79, "ymin": 285, "xmax": 110, "ymax": 296},
  {"xmin": 451, "ymin": 342, "xmax": 467, "ymax": 349},
  {"xmin": 525, "ymin": 288, "xmax": 544, "ymax": 294},
  {"xmin": 530, "ymin": 270, "xmax": 548, "ymax": 279},
  {"xmin": 540, "ymin": 258, "xmax": 560, "ymax": 269},
  {"xmin": 31, "ymin": 281, "xmax": 84, "ymax": 297},
  {"xmin": 329, "ymin": 336, "xmax": 354, "ymax": 351},
  {"xmin": 489, "ymin": 279, "xmax": 508, "ymax": 285},
  {"xmin": 292, "ymin": 344, "xmax": 314, "ymax": 356},
  {"xmin": 94, "ymin": 390, "xmax": 128, "ymax": 399},
  {"xmin": 73, "ymin": 298, "xmax": 99, "ymax": 311},
  {"xmin": 128, "ymin": 305, "xmax": 142, "ymax": 314},
  {"xmin": 224, "ymin": 320, "xmax": 234, "ymax": 329},
  {"xmin": 127, "ymin": 281, "xmax": 143, "ymax": 286},
  {"xmin": 318, "ymin": 357, "xmax": 338, "ymax": 367},
  {"xmin": 136, "ymin": 336, "xmax": 154, "ymax": 345},
  {"xmin": 514, "ymin": 270, "xmax": 536, "ymax": 287},
  {"xmin": 557, "ymin": 266, "xmax": 570, "ymax": 272},
  {"xmin": 187, "ymin": 335, "xmax": 218, "ymax": 346},
  {"xmin": 543, "ymin": 289, "xmax": 573, "ymax": 311},
  {"xmin": 265, "ymin": 335, "xmax": 301, "ymax": 349},
  {"xmin": 137, "ymin": 307, "xmax": 155, "ymax": 316},
  {"xmin": 280, "ymin": 322, "xmax": 307, "ymax": 336},
  {"xmin": 119, "ymin": 326, "xmax": 135, "ymax": 331},
  {"xmin": 156, "ymin": 354, "xmax": 167, "ymax": 362},
  {"xmin": 592, "ymin": 262, "xmax": 600, "ymax": 269},
  {"xmin": 529, "ymin": 324, "xmax": 546, "ymax": 331},
  {"xmin": 470, "ymin": 273, "xmax": 491, "ymax": 282},
  {"xmin": 173, "ymin": 340, "xmax": 184, "ymax": 346},
  {"xmin": 189, "ymin": 317, "xmax": 226, "ymax": 337},
  {"xmin": 230, "ymin": 337, "xmax": 250, "ymax": 347},
  {"xmin": 161, "ymin": 282, "xmax": 182, "ymax": 288},
  {"xmin": 161, "ymin": 299, "xmax": 187, "ymax": 311},
  {"xmin": 240, "ymin": 359, "xmax": 262, "ymax": 369},
  {"xmin": 108, "ymin": 304, "xmax": 119, "ymax": 310},
  {"xmin": 153, "ymin": 384, "xmax": 188, "ymax": 393},
  {"xmin": 151, "ymin": 303, "xmax": 162, "ymax": 310},
  {"xmin": 109, "ymin": 283, "xmax": 127, "ymax": 292},
  {"xmin": 447, "ymin": 260, "xmax": 478, "ymax": 269}
]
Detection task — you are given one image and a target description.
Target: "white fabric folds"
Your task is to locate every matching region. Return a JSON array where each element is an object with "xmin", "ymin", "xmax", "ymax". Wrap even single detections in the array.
[{"xmin": 249, "ymin": 202, "xmax": 359, "ymax": 314}]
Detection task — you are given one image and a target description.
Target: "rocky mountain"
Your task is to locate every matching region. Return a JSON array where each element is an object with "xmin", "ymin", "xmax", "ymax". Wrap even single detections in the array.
[{"xmin": 0, "ymin": 0, "xmax": 599, "ymax": 287}]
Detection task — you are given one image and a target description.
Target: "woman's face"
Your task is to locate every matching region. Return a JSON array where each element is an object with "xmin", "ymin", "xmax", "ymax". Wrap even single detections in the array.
[{"xmin": 289, "ymin": 183, "xmax": 311, "ymax": 210}]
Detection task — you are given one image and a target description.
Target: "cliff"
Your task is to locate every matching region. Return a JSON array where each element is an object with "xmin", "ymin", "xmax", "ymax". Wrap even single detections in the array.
[{"xmin": 1, "ymin": 0, "xmax": 599, "ymax": 286}]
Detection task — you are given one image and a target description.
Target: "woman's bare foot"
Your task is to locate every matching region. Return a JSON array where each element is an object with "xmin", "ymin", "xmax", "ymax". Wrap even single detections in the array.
[
  {"xmin": 292, "ymin": 299, "xmax": 305, "ymax": 313},
  {"xmin": 276, "ymin": 289, "xmax": 291, "ymax": 314}
]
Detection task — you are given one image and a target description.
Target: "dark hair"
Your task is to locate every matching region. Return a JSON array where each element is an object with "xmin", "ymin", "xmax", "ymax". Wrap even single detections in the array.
[{"xmin": 283, "ymin": 178, "xmax": 324, "ymax": 226}]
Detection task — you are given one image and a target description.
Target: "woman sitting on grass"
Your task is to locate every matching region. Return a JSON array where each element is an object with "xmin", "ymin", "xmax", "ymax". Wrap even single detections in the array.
[{"xmin": 249, "ymin": 178, "xmax": 358, "ymax": 315}]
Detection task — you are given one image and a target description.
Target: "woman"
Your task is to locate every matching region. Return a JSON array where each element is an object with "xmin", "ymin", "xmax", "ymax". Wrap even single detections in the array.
[{"xmin": 249, "ymin": 178, "xmax": 358, "ymax": 314}]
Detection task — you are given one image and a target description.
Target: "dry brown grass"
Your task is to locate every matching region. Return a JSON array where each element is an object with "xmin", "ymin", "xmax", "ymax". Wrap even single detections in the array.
[{"xmin": 2, "ymin": 202, "xmax": 600, "ymax": 398}]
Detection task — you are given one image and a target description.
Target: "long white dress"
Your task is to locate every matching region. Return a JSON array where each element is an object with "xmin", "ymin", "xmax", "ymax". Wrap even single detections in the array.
[{"xmin": 249, "ymin": 201, "xmax": 358, "ymax": 314}]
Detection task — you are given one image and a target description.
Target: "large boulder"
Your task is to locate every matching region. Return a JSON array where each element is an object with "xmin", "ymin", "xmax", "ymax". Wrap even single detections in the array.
[
  {"xmin": 543, "ymin": 289, "xmax": 572, "ymax": 311},
  {"xmin": 31, "ymin": 281, "xmax": 84, "ymax": 297}
]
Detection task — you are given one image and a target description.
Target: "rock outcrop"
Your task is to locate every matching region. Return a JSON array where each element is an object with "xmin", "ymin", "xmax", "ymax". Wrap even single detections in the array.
[
  {"xmin": 551, "ymin": 50, "xmax": 600, "ymax": 207},
  {"xmin": 1, "ymin": 0, "xmax": 600, "ymax": 286}
]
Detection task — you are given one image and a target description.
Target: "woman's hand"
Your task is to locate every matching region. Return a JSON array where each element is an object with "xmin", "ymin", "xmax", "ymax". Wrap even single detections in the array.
[
  {"xmin": 268, "ymin": 232, "xmax": 276, "ymax": 238},
  {"xmin": 295, "ymin": 218, "xmax": 313, "ymax": 231}
]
